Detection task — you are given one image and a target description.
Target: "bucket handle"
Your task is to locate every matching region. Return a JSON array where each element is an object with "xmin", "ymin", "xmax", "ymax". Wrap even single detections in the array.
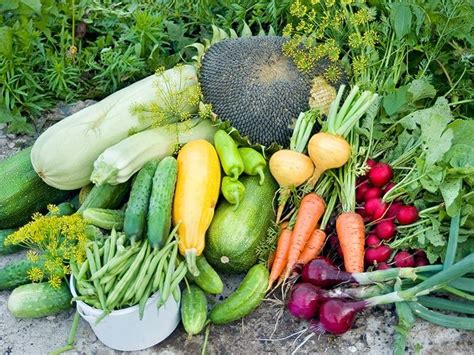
[{"xmin": 77, "ymin": 305, "xmax": 100, "ymax": 324}]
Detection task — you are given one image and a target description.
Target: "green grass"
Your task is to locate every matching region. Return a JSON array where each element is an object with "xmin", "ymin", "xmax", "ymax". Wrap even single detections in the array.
[{"xmin": 0, "ymin": 0, "xmax": 292, "ymax": 134}]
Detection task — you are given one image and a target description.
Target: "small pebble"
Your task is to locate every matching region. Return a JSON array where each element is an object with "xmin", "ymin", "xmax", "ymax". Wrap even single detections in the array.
[
  {"xmin": 46, "ymin": 316, "xmax": 56, "ymax": 321},
  {"xmin": 8, "ymin": 142, "xmax": 15, "ymax": 148},
  {"xmin": 348, "ymin": 346, "xmax": 357, "ymax": 353}
]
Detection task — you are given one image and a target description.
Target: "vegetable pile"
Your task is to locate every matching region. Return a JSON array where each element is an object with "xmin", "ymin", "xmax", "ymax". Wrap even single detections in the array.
[{"xmin": 0, "ymin": 1, "xmax": 473, "ymax": 353}]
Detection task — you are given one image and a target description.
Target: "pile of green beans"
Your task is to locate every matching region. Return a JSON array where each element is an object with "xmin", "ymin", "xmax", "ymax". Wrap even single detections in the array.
[{"xmin": 70, "ymin": 226, "xmax": 187, "ymax": 320}]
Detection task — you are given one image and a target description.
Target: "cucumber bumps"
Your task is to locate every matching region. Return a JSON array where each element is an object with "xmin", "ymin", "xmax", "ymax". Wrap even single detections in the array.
[
  {"xmin": 209, "ymin": 264, "xmax": 268, "ymax": 324},
  {"xmin": 148, "ymin": 157, "xmax": 178, "ymax": 249}
]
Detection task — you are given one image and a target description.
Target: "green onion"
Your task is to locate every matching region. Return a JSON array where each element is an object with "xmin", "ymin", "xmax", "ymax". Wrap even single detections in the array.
[{"xmin": 409, "ymin": 302, "xmax": 474, "ymax": 330}]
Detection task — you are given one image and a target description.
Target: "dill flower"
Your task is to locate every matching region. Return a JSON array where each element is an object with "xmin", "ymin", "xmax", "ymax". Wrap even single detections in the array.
[
  {"xmin": 348, "ymin": 33, "xmax": 363, "ymax": 49},
  {"xmin": 352, "ymin": 8, "xmax": 373, "ymax": 26},
  {"xmin": 323, "ymin": 39, "xmax": 340, "ymax": 61},
  {"xmin": 363, "ymin": 29, "xmax": 379, "ymax": 48},
  {"xmin": 47, "ymin": 204, "xmax": 60, "ymax": 215},
  {"xmin": 5, "ymin": 212, "xmax": 89, "ymax": 287},
  {"xmin": 310, "ymin": 0, "xmax": 320, "ymax": 5},
  {"xmin": 282, "ymin": 23, "xmax": 293, "ymax": 37},
  {"xmin": 324, "ymin": 64, "xmax": 343, "ymax": 84},
  {"xmin": 290, "ymin": 0, "xmax": 307, "ymax": 18},
  {"xmin": 27, "ymin": 267, "xmax": 44, "ymax": 283},
  {"xmin": 352, "ymin": 55, "xmax": 369, "ymax": 76}
]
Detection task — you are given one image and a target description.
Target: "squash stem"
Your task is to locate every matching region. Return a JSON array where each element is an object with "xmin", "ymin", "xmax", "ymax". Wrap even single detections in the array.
[{"xmin": 185, "ymin": 249, "xmax": 200, "ymax": 277}]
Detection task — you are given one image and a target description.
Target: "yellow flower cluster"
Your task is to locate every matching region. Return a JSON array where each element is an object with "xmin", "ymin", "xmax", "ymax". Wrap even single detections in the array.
[
  {"xmin": 6, "ymin": 210, "xmax": 89, "ymax": 288},
  {"xmin": 352, "ymin": 55, "xmax": 369, "ymax": 76}
]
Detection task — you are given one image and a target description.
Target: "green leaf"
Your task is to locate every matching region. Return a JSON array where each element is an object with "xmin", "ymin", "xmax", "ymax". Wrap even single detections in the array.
[
  {"xmin": 420, "ymin": 112, "xmax": 453, "ymax": 165},
  {"xmin": 6, "ymin": 115, "xmax": 35, "ymax": 134},
  {"xmin": 440, "ymin": 177, "xmax": 463, "ymax": 216},
  {"xmin": 407, "ymin": 79, "xmax": 436, "ymax": 102},
  {"xmin": 383, "ymin": 86, "xmax": 409, "ymax": 115},
  {"xmin": 20, "ymin": 0, "xmax": 41, "ymax": 14},
  {"xmin": 0, "ymin": 26, "xmax": 13, "ymax": 58},
  {"xmin": 0, "ymin": 0, "xmax": 19, "ymax": 11},
  {"xmin": 390, "ymin": 3, "xmax": 413, "ymax": 40},
  {"xmin": 449, "ymin": 119, "xmax": 474, "ymax": 147}
]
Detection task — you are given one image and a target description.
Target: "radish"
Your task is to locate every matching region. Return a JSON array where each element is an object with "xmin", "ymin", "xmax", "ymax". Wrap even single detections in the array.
[
  {"xmin": 382, "ymin": 182, "xmax": 396, "ymax": 195},
  {"xmin": 287, "ymin": 283, "xmax": 328, "ymax": 320},
  {"xmin": 366, "ymin": 159, "xmax": 376, "ymax": 168},
  {"xmin": 394, "ymin": 251, "xmax": 416, "ymax": 268},
  {"xmin": 376, "ymin": 262, "xmax": 391, "ymax": 270},
  {"xmin": 364, "ymin": 245, "xmax": 391, "ymax": 264},
  {"xmin": 368, "ymin": 162, "xmax": 393, "ymax": 187},
  {"xmin": 396, "ymin": 205, "xmax": 419, "ymax": 225},
  {"xmin": 366, "ymin": 234, "xmax": 381, "ymax": 248},
  {"xmin": 364, "ymin": 187, "xmax": 382, "ymax": 202},
  {"xmin": 374, "ymin": 220, "xmax": 397, "ymax": 240},
  {"xmin": 356, "ymin": 181, "xmax": 370, "ymax": 203},
  {"xmin": 386, "ymin": 202, "xmax": 403, "ymax": 218},
  {"xmin": 365, "ymin": 198, "xmax": 386, "ymax": 217},
  {"xmin": 415, "ymin": 257, "xmax": 429, "ymax": 266}
]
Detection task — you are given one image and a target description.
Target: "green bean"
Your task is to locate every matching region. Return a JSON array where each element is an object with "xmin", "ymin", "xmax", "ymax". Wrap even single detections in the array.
[
  {"xmin": 86, "ymin": 248, "xmax": 107, "ymax": 310},
  {"xmin": 69, "ymin": 260, "xmax": 80, "ymax": 277},
  {"xmin": 138, "ymin": 282, "xmax": 153, "ymax": 320},
  {"xmin": 103, "ymin": 275, "xmax": 116, "ymax": 295},
  {"xmin": 77, "ymin": 283, "xmax": 96, "ymax": 296},
  {"xmin": 106, "ymin": 241, "xmax": 149, "ymax": 309},
  {"xmin": 123, "ymin": 247, "xmax": 153, "ymax": 303},
  {"xmin": 134, "ymin": 250, "xmax": 165, "ymax": 302},
  {"xmin": 107, "ymin": 228, "xmax": 118, "ymax": 263},
  {"xmin": 172, "ymin": 286, "xmax": 180, "ymax": 303},
  {"xmin": 93, "ymin": 243, "xmax": 102, "ymax": 270},
  {"xmin": 158, "ymin": 258, "xmax": 169, "ymax": 297},
  {"xmin": 163, "ymin": 262, "xmax": 187, "ymax": 305},
  {"xmin": 91, "ymin": 245, "xmax": 139, "ymax": 281},
  {"xmin": 77, "ymin": 259, "xmax": 89, "ymax": 280},
  {"xmin": 159, "ymin": 246, "xmax": 178, "ymax": 307},
  {"xmin": 102, "ymin": 238, "xmax": 111, "ymax": 265},
  {"xmin": 152, "ymin": 243, "xmax": 175, "ymax": 291}
]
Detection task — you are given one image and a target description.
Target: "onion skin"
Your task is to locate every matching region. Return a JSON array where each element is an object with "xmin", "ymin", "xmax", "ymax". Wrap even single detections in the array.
[
  {"xmin": 269, "ymin": 150, "xmax": 314, "ymax": 188},
  {"xmin": 318, "ymin": 299, "xmax": 366, "ymax": 335},
  {"xmin": 287, "ymin": 283, "xmax": 327, "ymax": 320},
  {"xmin": 307, "ymin": 132, "xmax": 351, "ymax": 185},
  {"xmin": 301, "ymin": 257, "xmax": 353, "ymax": 288}
]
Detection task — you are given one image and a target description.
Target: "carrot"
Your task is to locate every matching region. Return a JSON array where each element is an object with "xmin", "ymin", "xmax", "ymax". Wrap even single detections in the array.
[
  {"xmin": 336, "ymin": 212, "xmax": 365, "ymax": 273},
  {"xmin": 297, "ymin": 229, "xmax": 326, "ymax": 265},
  {"xmin": 285, "ymin": 193, "xmax": 326, "ymax": 278},
  {"xmin": 267, "ymin": 223, "xmax": 291, "ymax": 290}
]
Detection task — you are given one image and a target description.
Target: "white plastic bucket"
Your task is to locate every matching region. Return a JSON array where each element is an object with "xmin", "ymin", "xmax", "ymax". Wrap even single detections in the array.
[{"xmin": 70, "ymin": 276, "xmax": 181, "ymax": 351}]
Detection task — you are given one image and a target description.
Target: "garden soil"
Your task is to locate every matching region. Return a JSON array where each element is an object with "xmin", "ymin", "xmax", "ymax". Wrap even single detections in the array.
[{"xmin": 1, "ymin": 102, "xmax": 473, "ymax": 354}]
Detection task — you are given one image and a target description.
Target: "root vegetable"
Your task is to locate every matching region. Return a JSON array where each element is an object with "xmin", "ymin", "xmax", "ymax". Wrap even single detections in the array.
[
  {"xmin": 364, "ymin": 187, "xmax": 382, "ymax": 202},
  {"xmin": 368, "ymin": 162, "xmax": 393, "ymax": 187},
  {"xmin": 396, "ymin": 205, "xmax": 419, "ymax": 225},
  {"xmin": 336, "ymin": 212, "xmax": 365, "ymax": 272},
  {"xmin": 394, "ymin": 251, "xmax": 416, "ymax": 268},
  {"xmin": 364, "ymin": 245, "xmax": 391, "ymax": 264},
  {"xmin": 374, "ymin": 220, "xmax": 397, "ymax": 240},
  {"xmin": 366, "ymin": 234, "xmax": 381, "ymax": 248}
]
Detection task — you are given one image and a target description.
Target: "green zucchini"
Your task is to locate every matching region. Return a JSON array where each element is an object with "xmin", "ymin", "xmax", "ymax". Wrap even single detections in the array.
[
  {"xmin": 78, "ymin": 181, "xmax": 130, "ymax": 212},
  {"xmin": 147, "ymin": 157, "xmax": 178, "ymax": 249},
  {"xmin": 181, "ymin": 285, "xmax": 208, "ymax": 336},
  {"xmin": 205, "ymin": 168, "xmax": 277, "ymax": 273},
  {"xmin": 8, "ymin": 282, "xmax": 72, "ymax": 318},
  {"xmin": 0, "ymin": 259, "xmax": 42, "ymax": 290},
  {"xmin": 123, "ymin": 161, "xmax": 158, "ymax": 242},
  {"xmin": 0, "ymin": 229, "xmax": 22, "ymax": 255},
  {"xmin": 209, "ymin": 264, "xmax": 268, "ymax": 325},
  {"xmin": 83, "ymin": 208, "xmax": 125, "ymax": 230},
  {"xmin": 0, "ymin": 147, "xmax": 72, "ymax": 228},
  {"xmin": 186, "ymin": 255, "xmax": 223, "ymax": 294}
]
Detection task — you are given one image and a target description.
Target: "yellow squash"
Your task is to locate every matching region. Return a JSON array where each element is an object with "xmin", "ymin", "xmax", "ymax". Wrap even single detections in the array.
[{"xmin": 173, "ymin": 140, "xmax": 221, "ymax": 276}]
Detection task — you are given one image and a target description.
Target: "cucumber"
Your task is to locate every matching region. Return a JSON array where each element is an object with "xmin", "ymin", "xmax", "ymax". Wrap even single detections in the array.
[
  {"xmin": 83, "ymin": 208, "xmax": 125, "ymax": 230},
  {"xmin": 148, "ymin": 157, "xmax": 178, "ymax": 249},
  {"xmin": 181, "ymin": 285, "xmax": 208, "ymax": 336},
  {"xmin": 8, "ymin": 282, "xmax": 72, "ymax": 318},
  {"xmin": 0, "ymin": 259, "xmax": 42, "ymax": 290},
  {"xmin": 0, "ymin": 147, "xmax": 72, "ymax": 228},
  {"xmin": 78, "ymin": 181, "xmax": 130, "ymax": 212},
  {"xmin": 186, "ymin": 255, "xmax": 224, "ymax": 294},
  {"xmin": 0, "ymin": 229, "xmax": 22, "ymax": 255},
  {"xmin": 123, "ymin": 161, "xmax": 158, "ymax": 241},
  {"xmin": 46, "ymin": 202, "xmax": 76, "ymax": 217},
  {"xmin": 209, "ymin": 264, "xmax": 269, "ymax": 325},
  {"xmin": 205, "ymin": 168, "xmax": 277, "ymax": 273}
]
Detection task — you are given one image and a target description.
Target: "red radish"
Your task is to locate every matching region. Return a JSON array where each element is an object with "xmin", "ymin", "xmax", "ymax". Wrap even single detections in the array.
[
  {"xmin": 364, "ymin": 245, "xmax": 391, "ymax": 264},
  {"xmin": 386, "ymin": 202, "xmax": 403, "ymax": 218},
  {"xmin": 366, "ymin": 159, "xmax": 376, "ymax": 168},
  {"xmin": 396, "ymin": 205, "xmax": 419, "ymax": 225},
  {"xmin": 415, "ymin": 257, "xmax": 429, "ymax": 266},
  {"xmin": 365, "ymin": 198, "xmax": 385, "ymax": 216},
  {"xmin": 357, "ymin": 207, "xmax": 367, "ymax": 218},
  {"xmin": 364, "ymin": 187, "xmax": 383, "ymax": 202},
  {"xmin": 374, "ymin": 220, "xmax": 397, "ymax": 240},
  {"xmin": 356, "ymin": 176, "xmax": 367, "ymax": 186},
  {"xmin": 356, "ymin": 181, "xmax": 370, "ymax": 202},
  {"xmin": 287, "ymin": 283, "xmax": 328, "ymax": 320},
  {"xmin": 383, "ymin": 182, "xmax": 396, "ymax": 195},
  {"xmin": 413, "ymin": 249, "xmax": 427, "ymax": 259},
  {"xmin": 376, "ymin": 262, "xmax": 391, "ymax": 270},
  {"xmin": 366, "ymin": 234, "xmax": 381, "ymax": 248},
  {"xmin": 315, "ymin": 299, "xmax": 366, "ymax": 335},
  {"xmin": 394, "ymin": 251, "xmax": 416, "ymax": 268},
  {"xmin": 368, "ymin": 162, "xmax": 393, "ymax": 187},
  {"xmin": 302, "ymin": 257, "xmax": 353, "ymax": 288}
]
